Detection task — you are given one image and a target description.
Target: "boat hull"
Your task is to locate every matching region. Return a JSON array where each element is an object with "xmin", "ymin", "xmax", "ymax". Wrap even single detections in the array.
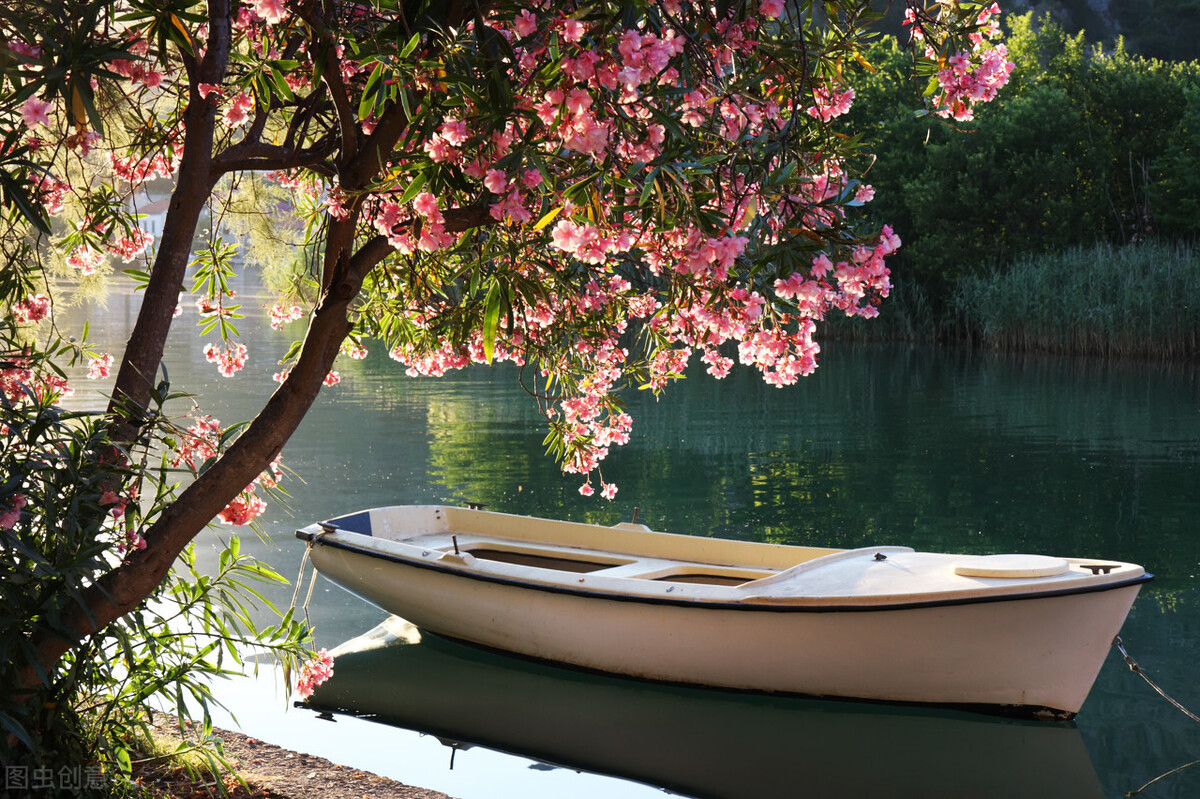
[{"xmin": 307, "ymin": 540, "xmax": 1142, "ymax": 717}]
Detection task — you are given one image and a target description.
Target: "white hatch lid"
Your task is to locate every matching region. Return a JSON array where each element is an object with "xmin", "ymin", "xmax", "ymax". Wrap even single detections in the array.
[{"xmin": 953, "ymin": 554, "xmax": 1071, "ymax": 579}]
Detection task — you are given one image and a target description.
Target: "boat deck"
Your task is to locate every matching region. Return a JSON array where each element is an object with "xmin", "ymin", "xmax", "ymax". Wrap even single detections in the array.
[{"xmin": 301, "ymin": 505, "xmax": 1149, "ymax": 609}]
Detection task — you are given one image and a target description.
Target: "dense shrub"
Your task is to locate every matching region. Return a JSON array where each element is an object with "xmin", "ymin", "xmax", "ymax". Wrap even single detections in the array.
[{"xmin": 844, "ymin": 13, "xmax": 1200, "ymax": 350}]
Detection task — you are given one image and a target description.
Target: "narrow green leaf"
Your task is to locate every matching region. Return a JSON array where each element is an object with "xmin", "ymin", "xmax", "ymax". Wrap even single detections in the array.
[
  {"xmin": 482, "ymin": 281, "xmax": 501, "ymax": 363},
  {"xmin": 400, "ymin": 32, "xmax": 421, "ymax": 58},
  {"xmin": 398, "ymin": 172, "xmax": 427, "ymax": 205}
]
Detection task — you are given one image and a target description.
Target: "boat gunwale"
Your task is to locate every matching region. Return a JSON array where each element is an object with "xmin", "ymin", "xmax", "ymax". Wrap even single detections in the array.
[{"xmin": 298, "ymin": 528, "xmax": 1153, "ymax": 614}]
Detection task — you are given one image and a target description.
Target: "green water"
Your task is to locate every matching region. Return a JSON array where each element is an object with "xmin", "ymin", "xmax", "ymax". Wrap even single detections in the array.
[{"xmin": 76, "ymin": 286, "xmax": 1200, "ymax": 797}]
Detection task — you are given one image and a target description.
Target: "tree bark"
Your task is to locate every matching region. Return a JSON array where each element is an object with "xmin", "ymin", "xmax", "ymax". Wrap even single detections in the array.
[{"xmin": 107, "ymin": 1, "xmax": 232, "ymax": 440}]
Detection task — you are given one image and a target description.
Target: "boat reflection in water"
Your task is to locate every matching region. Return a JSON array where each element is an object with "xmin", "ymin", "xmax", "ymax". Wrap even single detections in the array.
[{"xmin": 302, "ymin": 617, "xmax": 1103, "ymax": 799}]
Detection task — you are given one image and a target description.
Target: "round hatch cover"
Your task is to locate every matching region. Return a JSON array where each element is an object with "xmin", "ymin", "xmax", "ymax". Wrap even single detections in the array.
[{"xmin": 953, "ymin": 554, "xmax": 1071, "ymax": 579}]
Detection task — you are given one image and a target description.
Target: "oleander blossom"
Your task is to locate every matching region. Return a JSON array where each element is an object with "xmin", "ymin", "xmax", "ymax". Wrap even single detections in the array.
[
  {"xmin": 252, "ymin": 0, "xmax": 289, "ymax": 24},
  {"xmin": 267, "ymin": 303, "xmax": 304, "ymax": 329},
  {"xmin": 25, "ymin": 1, "xmax": 1011, "ymax": 507},
  {"xmin": 296, "ymin": 649, "xmax": 334, "ymax": 700},
  {"xmin": 203, "ymin": 341, "xmax": 248, "ymax": 376},
  {"xmin": 12, "ymin": 294, "xmax": 51, "ymax": 324},
  {"xmin": 216, "ymin": 486, "xmax": 267, "ymax": 525},
  {"xmin": 19, "ymin": 97, "xmax": 51, "ymax": 128},
  {"xmin": 87, "ymin": 353, "xmax": 113, "ymax": 380},
  {"xmin": 905, "ymin": 1, "xmax": 1013, "ymax": 121}
]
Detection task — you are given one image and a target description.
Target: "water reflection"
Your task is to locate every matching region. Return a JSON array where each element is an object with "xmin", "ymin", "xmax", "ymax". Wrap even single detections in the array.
[{"xmin": 304, "ymin": 618, "xmax": 1103, "ymax": 799}]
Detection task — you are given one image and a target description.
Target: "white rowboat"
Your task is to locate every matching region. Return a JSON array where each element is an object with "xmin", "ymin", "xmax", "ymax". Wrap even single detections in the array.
[{"xmin": 297, "ymin": 505, "xmax": 1150, "ymax": 718}]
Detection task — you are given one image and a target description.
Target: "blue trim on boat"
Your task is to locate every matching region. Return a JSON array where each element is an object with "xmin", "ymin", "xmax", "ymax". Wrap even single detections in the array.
[
  {"xmin": 328, "ymin": 511, "xmax": 373, "ymax": 536},
  {"xmin": 302, "ymin": 532, "xmax": 1154, "ymax": 614}
]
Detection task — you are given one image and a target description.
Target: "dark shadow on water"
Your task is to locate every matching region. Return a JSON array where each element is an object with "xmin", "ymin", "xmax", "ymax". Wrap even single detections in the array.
[{"xmin": 302, "ymin": 617, "xmax": 1103, "ymax": 799}]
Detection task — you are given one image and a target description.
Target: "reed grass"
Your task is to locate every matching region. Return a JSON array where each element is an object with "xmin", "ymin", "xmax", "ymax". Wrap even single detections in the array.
[{"xmin": 951, "ymin": 241, "xmax": 1200, "ymax": 359}]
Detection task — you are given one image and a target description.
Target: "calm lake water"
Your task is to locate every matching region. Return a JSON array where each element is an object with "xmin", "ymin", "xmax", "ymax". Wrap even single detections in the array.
[{"xmin": 73, "ymin": 284, "xmax": 1200, "ymax": 798}]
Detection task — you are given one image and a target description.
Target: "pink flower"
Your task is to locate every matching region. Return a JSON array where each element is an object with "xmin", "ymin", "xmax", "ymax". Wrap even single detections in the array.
[
  {"xmin": 484, "ymin": 168, "xmax": 508, "ymax": 194},
  {"xmin": 12, "ymin": 294, "xmax": 51, "ymax": 324},
  {"xmin": 323, "ymin": 370, "xmax": 341, "ymax": 386},
  {"xmin": 562, "ymin": 19, "xmax": 585, "ymax": 43},
  {"xmin": 806, "ymin": 86, "xmax": 855, "ymax": 123},
  {"xmin": 760, "ymin": 0, "xmax": 785, "ymax": 17},
  {"xmin": 203, "ymin": 342, "xmax": 248, "ymax": 377},
  {"xmin": 0, "ymin": 494, "xmax": 25, "ymax": 530},
  {"xmin": 19, "ymin": 97, "xmax": 51, "ymax": 128},
  {"xmin": 578, "ymin": 482, "xmax": 595, "ymax": 497},
  {"xmin": 267, "ymin": 303, "xmax": 304, "ymax": 329},
  {"xmin": 600, "ymin": 482, "xmax": 618, "ymax": 500},
  {"xmin": 87, "ymin": 353, "xmax": 113, "ymax": 380},
  {"xmin": 100, "ymin": 489, "xmax": 128, "ymax": 519},
  {"xmin": 513, "ymin": 10, "xmax": 538, "ymax": 37},
  {"xmin": 66, "ymin": 245, "xmax": 105, "ymax": 275},
  {"xmin": 171, "ymin": 415, "xmax": 222, "ymax": 470},
  {"xmin": 253, "ymin": 0, "xmax": 288, "ymax": 24},
  {"xmin": 217, "ymin": 486, "xmax": 267, "ymax": 525},
  {"xmin": 340, "ymin": 340, "xmax": 368, "ymax": 359},
  {"xmin": 296, "ymin": 649, "xmax": 335, "ymax": 700},
  {"xmin": 224, "ymin": 92, "xmax": 254, "ymax": 128},
  {"xmin": 412, "ymin": 191, "xmax": 443, "ymax": 223}
]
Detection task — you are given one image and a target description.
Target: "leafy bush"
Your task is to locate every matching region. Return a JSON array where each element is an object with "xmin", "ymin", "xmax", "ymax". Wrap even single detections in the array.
[{"xmin": 0, "ymin": 324, "xmax": 312, "ymax": 791}]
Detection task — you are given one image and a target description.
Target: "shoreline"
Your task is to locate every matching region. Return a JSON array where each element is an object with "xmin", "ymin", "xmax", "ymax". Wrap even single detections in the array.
[{"xmin": 138, "ymin": 714, "xmax": 454, "ymax": 799}]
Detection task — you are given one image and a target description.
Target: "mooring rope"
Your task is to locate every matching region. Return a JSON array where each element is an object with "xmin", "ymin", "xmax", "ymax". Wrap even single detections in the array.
[
  {"xmin": 1113, "ymin": 635, "xmax": 1200, "ymax": 725},
  {"xmin": 1126, "ymin": 758, "xmax": 1200, "ymax": 798},
  {"xmin": 289, "ymin": 540, "xmax": 313, "ymax": 611},
  {"xmin": 290, "ymin": 531, "xmax": 326, "ymax": 629}
]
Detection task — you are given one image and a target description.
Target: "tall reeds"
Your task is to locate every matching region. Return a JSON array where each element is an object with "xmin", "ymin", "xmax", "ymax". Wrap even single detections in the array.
[{"xmin": 952, "ymin": 241, "xmax": 1200, "ymax": 359}]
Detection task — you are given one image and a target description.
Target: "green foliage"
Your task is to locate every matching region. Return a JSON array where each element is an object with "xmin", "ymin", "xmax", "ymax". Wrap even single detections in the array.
[{"xmin": 1147, "ymin": 84, "xmax": 1200, "ymax": 236}]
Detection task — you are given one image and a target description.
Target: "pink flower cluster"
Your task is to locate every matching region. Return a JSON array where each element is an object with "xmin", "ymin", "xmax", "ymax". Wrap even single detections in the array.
[
  {"xmin": 66, "ymin": 245, "xmax": 105, "ymax": 275},
  {"xmin": 88, "ymin": 353, "xmax": 113, "ymax": 380},
  {"xmin": 224, "ymin": 92, "xmax": 255, "ymax": 128},
  {"xmin": 110, "ymin": 149, "xmax": 180, "ymax": 184},
  {"xmin": 935, "ymin": 45, "xmax": 1014, "ymax": 121},
  {"xmin": 267, "ymin": 303, "xmax": 304, "ymax": 330},
  {"xmin": 171, "ymin": 414, "xmax": 283, "ymax": 527},
  {"xmin": 217, "ymin": 486, "xmax": 267, "ymax": 525},
  {"xmin": 203, "ymin": 342, "xmax": 249, "ymax": 377},
  {"xmin": 252, "ymin": 0, "xmax": 289, "ymax": 25},
  {"xmin": 12, "ymin": 294, "xmax": 51, "ymax": 324},
  {"xmin": 110, "ymin": 39, "xmax": 166, "ymax": 89},
  {"xmin": 368, "ymin": 191, "xmax": 455, "ymax": 254},
  {"xmin": 1, "ymin": 356, "xmax": 71, "ymax": 404},
  {"xmin": 35, "ymin": 176, "xmax": 69, "ymax": 214},
  {"xmin": 296, "ymin": 649, "xmax": 334, "ymax": 700},
  {"xmin": 171, "ymin": 415, "xmax": 223, "ymax": 471},
  {"xmin": 905, "ymin": 2, "xmax": 1013, "ymax": 121},
  {"xmin": 806, "ymin": 86, "xmax": 855, "ymax": 123},
  {"xmin": 106, "ymin": 230, "xmax": 155, "ymax": 263},
  {"xmin": 19, "ymin": 97, "xmax": 51, "ymax": 128}
]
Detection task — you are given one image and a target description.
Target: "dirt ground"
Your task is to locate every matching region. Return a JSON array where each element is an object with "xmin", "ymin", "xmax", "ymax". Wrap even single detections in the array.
[{"xmin": 134, "ymin": 715, "xmax": 454, "ymax": 799}]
